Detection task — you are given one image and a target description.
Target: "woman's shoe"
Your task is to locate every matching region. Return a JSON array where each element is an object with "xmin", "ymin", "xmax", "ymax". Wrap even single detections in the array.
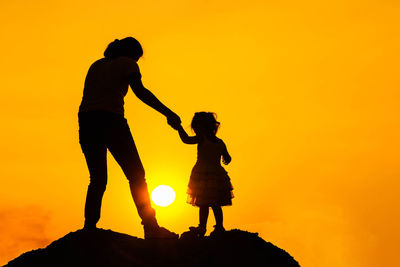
[
  {"xmin": 189, "ymin": 225, "xmax": 207, "ymax": 238},
  {"xmin": 144, "ymin": 225, "xmax": 179, "ymax": 239}
]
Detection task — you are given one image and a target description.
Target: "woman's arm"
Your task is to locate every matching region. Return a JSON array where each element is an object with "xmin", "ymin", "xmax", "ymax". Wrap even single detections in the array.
[
  {"xmin": 177, "ymin": 125, "xmax": 199, "ymax": 144},
  {"xmin": 222, "ymin": 142, "xmax": 231, "ymax": 165},
  {"xmin": 128, "ymin": 73, "xmax": 180, "ymax": 125}
]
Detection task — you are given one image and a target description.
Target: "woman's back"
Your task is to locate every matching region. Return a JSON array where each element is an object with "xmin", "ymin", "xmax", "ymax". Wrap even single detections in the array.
[{"xmin": 79, "ymin": 56, "xmax": 140, "ymax": 115}]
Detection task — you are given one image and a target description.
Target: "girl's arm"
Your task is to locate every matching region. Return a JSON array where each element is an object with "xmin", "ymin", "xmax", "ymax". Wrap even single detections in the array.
[
  {"xmin": 222, "ymin": 142, "xmax": 231, "ymax": 165},
  {"xmin": 177, "ymin": 125, "xmax": 199, "ymax": 144},
  {"xmin": 129, "ymin": 73, "xmax": 181, "ymax": 126}
]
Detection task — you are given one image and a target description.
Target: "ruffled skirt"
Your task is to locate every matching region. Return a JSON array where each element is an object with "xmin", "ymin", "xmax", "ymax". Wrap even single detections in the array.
[{"xmin": 187, "ymin": 168, "xmax": 233, "ymax": 207}]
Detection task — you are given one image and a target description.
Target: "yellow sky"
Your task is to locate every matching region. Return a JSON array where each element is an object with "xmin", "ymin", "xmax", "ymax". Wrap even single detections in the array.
[{"xmin": 1, "ymin": 0, "xmax": 400, "ymax": 266}]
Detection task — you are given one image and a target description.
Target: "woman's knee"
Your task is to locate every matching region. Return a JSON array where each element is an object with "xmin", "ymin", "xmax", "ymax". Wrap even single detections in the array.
[{"xmin": 127, "ymin": 166, "xmax": 145, "ymax": 184}]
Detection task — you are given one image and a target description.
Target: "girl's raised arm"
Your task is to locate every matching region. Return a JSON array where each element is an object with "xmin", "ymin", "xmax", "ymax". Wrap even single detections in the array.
[
  {"xmin": 222, "ymin": 142, "xmax": 231, "ymax": 165},
  {"xmin": 177, "ymin": 125, "xmax": 199, "ymax": 144}
]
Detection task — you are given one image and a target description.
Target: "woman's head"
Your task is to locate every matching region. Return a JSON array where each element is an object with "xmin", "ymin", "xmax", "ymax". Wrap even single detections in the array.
[
  {"xmin": 104, "ymin": 37, "xmax": 143, "ymax": 61},
  {"xmin": 191, "ymin": 112, "xmax": 220, "ymax": 136}
]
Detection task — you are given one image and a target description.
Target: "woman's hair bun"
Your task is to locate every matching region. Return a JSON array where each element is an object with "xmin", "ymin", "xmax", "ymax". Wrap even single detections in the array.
[{"xmin": 104, "ymin": 37, "xmax": 143, "ymax": 60}]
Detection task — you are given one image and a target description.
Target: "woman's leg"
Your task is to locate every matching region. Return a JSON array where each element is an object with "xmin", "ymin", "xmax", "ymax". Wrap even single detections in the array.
[
  {"xmin": 211, "ymin": 206, "xmax": 223, "ymax": 228},
  {"xmin": 82, "ymin": 146, "xmax": 108, "ymax": 228},
  {"xmin": 103, "ymin": 116, "xmax": 177, "ymax": 238},
  {"xmin": 79, "ymin": 114, "xmax": 108, "ymax": 229},
  {"xmin": 106, "ymin": 118, "xmax": 156, "ymax": 227}
]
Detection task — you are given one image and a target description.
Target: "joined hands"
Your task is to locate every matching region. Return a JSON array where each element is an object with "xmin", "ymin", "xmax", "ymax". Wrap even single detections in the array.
[{"xmin": 167, "ymin": 113, "xmax": 181, "ymax": 130}]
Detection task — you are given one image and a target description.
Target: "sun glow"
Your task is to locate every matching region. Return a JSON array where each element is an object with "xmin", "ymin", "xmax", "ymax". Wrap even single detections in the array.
[{"xmin": 151, "ymin": 185, "xmax": 176, "ymax": 207}]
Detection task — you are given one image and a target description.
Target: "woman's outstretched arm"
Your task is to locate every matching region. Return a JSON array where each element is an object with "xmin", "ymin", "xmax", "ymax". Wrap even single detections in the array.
[
  {"xmin": 177, "ymin": 125, "xmax": 199, "ymax": 144},
  {"xmin": 128, "ymin": 73, "xmax": 180, "ymax": 125}
]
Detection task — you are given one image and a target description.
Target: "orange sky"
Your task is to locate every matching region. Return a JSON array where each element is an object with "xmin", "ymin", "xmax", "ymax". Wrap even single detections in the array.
[{"xmin": 1, "ymin": 0, "xmax": 400, "ymax": 266}]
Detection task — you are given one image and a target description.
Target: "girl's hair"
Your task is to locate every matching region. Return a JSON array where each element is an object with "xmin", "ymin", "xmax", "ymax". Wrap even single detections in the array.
[
  {"xmin": 191, "ymin": 112, "xmax": 220, "ymax": 136},
  {"xmin": 104, "ymin": 37, "xmax": 143, "ymax": 60}
]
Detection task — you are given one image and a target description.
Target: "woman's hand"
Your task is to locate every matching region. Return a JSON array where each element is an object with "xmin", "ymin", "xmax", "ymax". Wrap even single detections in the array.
[{"xmin": 167, "ymin": 113, "xmax": 181, "ymax": 130}]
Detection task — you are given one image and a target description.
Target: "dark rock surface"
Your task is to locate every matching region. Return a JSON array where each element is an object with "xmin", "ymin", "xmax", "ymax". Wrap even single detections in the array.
[{"xmin": 5, "ymin": 228, "xmax": 300, "ymax": 267}]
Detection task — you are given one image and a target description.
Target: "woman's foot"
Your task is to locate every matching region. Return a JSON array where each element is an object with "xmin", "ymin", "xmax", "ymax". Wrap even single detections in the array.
[
  {"xmin": 189, "ymin": 225, "xmax": 207, "ymax": 238},
  {"xmin": 144, "ymin": 225, "xmax": 179, "ymax": 239},
  {"xmin": 210, "ymin": 225, "xmax": 225, "ymax": 237}
]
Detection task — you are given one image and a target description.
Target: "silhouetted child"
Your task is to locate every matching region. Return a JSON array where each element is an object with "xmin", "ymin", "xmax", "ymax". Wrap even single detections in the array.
[{"xmin": 176, "ymin": 112, "xmax": 233, "ymax": 237}]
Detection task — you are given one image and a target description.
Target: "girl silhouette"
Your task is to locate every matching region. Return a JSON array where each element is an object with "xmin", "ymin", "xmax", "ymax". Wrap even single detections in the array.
[
  {"xmin": 175, "ymin": 112, "xmax": 233, "ymax": 237},
  {"xmin": 78, "ymin": 37, "xmax": 180, "ymax": 239}
]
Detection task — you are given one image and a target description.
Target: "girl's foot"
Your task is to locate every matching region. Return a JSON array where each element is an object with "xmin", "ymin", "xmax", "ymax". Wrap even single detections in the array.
[
  {"xmin": 210, "ymin": 225, "xmax": 225, "ymax": 237},
  {"xmin": 189, "ymin": 225, "xmax": 207, "ymax": 238},
  {"xmin": 83, "ymin": 221, "xmax": 97, "ymax": 231}
]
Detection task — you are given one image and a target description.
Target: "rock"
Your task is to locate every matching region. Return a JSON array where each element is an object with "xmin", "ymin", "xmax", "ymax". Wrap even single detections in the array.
[{"xmin": 5, "ymin": 228, "xmax": 300, "ymax": 267}]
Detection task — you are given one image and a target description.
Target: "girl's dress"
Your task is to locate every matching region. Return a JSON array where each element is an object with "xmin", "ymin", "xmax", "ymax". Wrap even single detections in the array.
[{"xmin": 187, "ymin": 138, "xmax": 233, "ymax": 207}]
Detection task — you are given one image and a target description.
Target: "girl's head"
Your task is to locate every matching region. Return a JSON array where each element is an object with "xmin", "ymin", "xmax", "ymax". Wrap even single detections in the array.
[
  {"xmin": 104, "ymin": 37, "xmax": 143, "ymax": 61},
  {"xmin": 191, "ymin": 112, "xmax": 220, "ymax": 136}
]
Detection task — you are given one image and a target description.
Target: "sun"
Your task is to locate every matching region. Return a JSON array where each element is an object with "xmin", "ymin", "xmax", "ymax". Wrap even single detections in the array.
[{"xmin": 151, "ymin": 185, "xmax": 176, "ymax": 207}]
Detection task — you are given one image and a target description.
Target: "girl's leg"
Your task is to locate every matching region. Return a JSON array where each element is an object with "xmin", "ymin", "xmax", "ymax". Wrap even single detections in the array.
[
  {"xmin": 211, "ymin": 206, "xmax": 223, "ymax": 228},
  {"xmin": 199, "ymin": 206, "xmax": 209, "ymax": 228},
  {"xmin": 189, "ymin": 205, "xmax": 208, "ymax": 236}
]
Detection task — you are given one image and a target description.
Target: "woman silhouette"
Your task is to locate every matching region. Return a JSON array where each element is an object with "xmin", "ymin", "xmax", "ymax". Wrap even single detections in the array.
[{"xmin": 78, "ymin": 37, "xmax": 180, "ymax": 238}]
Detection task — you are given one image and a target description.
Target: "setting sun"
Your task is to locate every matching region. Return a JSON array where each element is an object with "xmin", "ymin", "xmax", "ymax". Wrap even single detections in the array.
[{"xmin": 151, "ymin": 185, "xmax": 176, "ymax": 207}]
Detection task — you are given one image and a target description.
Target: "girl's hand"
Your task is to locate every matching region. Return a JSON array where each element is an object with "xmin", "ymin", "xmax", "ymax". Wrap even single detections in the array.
[
  {"xmin": 222, "ymin": 143, "xmax": 231, "ymax": 165},
  {"xmin": 222, "ymin": 157, "xmax": 231, "ymax": 165}
]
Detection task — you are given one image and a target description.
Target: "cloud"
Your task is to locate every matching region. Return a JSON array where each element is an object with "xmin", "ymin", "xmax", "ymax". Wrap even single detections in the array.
[{"xmin": 0, "ymin": 205, "xmax": 52, "ymax": 265}]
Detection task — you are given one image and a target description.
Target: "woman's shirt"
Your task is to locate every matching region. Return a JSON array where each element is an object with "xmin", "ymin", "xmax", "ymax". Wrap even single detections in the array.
[{"xmin": 79, "ymin": 56, "xmax": 141, "ymax": 116}]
